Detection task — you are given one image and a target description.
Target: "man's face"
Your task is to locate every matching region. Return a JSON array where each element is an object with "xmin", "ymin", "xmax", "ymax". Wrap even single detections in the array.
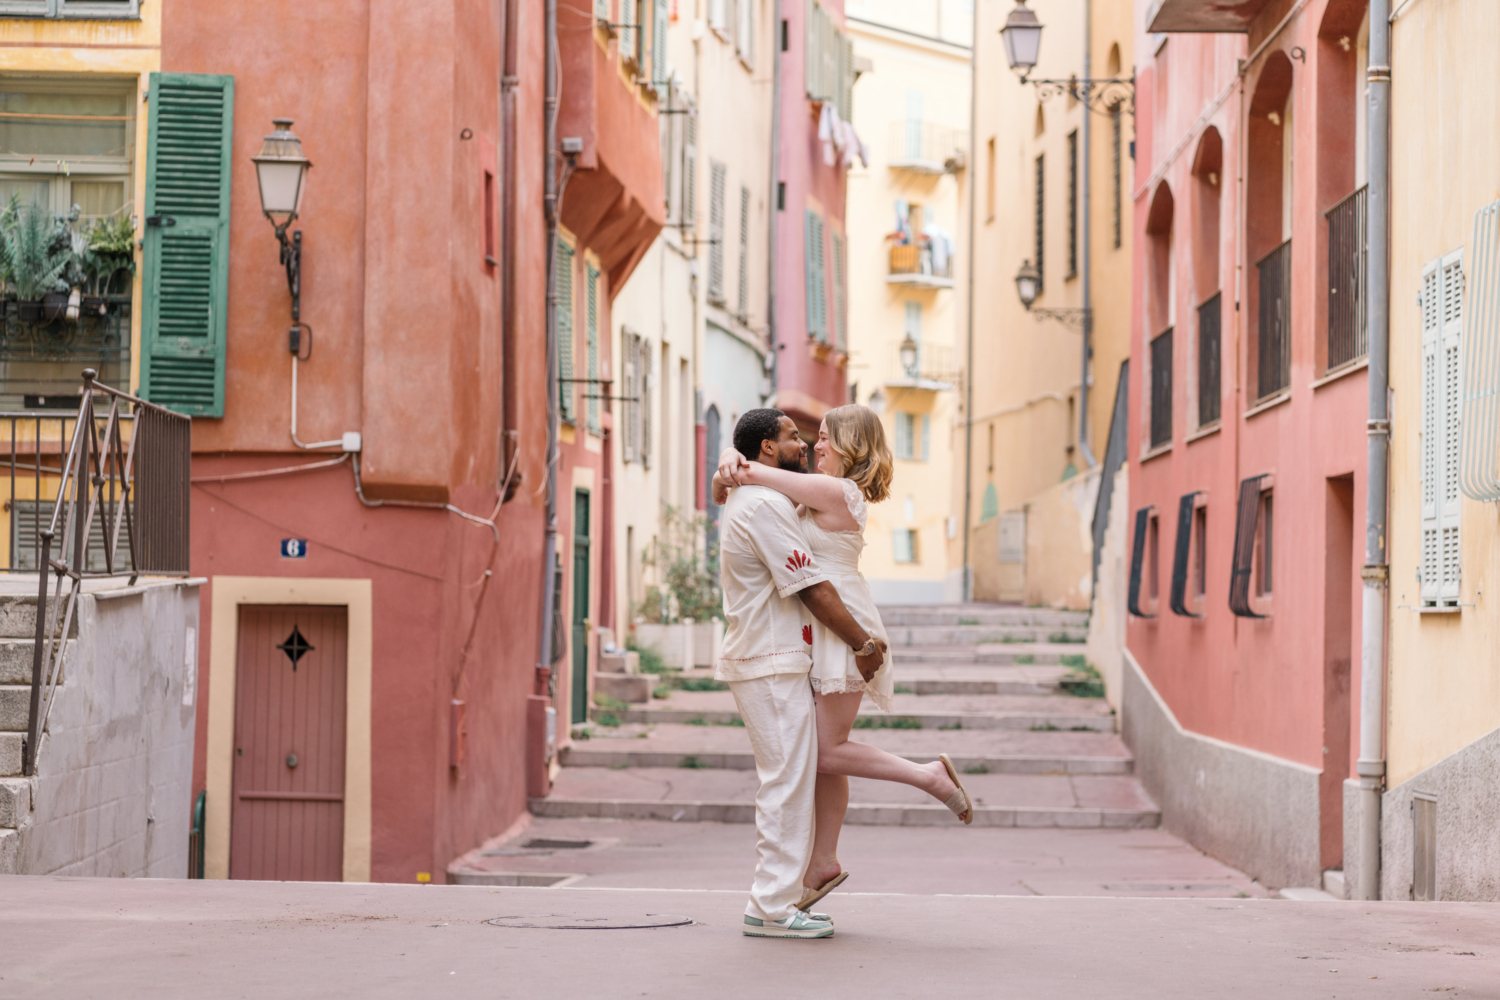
[{"xmin": 770, "ymin": 416, "xmax": 807, "ymax": 472}]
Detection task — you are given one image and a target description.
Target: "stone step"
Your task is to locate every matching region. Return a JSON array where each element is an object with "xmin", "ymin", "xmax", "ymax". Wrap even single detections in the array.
[
  {"xmin": 0, "ymin": 597, "xmax": 78, "ymax": 641},
  {"xmin": 562, "ymin": 745, "xmax": 1131, "ymax": 775},
  {"xmin": 0, "ymin": 732, "xmax": 20, "ymax": 777},
  {"xmin": 670, "ymin": 661, "xmax": 1073, "ymax": 696},
  {"xmin": 0, "ymin": 776, "xmax": 28, "ymax": 828},
  {"xmin": 886, "ymin": 625, "xmax": 1089, "ymax": 647},
  {"xmin": 895, "ymin": 644, "xmax": 1084, "ymax": 667},
  {"xmin": 877, "ymin": 605, "xmax": 1091, "ymax": 629},
  {"xmin": 534, "ymin": 767, "xmax": 1158, "ymax": 829},
  {"xmin": 0, "ymin": 638, "xmax": 72, "ymax": 685},
  {"xmin": 0, "ymin": 686, "xmax": 31, "ymax": 733},
  {"xmin": 0, "ymin": 828, "xmax": 15, "ymax": 874}
]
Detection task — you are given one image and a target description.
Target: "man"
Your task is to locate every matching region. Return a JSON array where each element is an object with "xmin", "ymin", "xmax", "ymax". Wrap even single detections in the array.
[{"xmin": 715, "ymin": 408, "xmax": 884, "ymax": 939}]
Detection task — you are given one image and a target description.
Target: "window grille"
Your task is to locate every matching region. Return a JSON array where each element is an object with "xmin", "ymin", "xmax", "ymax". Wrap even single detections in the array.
[
  {"xmin": 1461, "ymin": 199, "xmax": 1500, "ymax": 501},
  {"xmin": 1421, "ymin": 250, "xmax": 1463, "ymax": 606},
  {"xmin": 1067, "ymin": 130, "xmax": 1078, "ymax": 278},
  {"xmin": 1034, "ymin": 154, "xmax": 1045, "ymax": 293},
  {"xmin": 1325, "ymin": 185, "xmax": 1368, "ymax": 370},
  {"xmin": 1168, "ymin": 491, "xmax": 1201, "ymax": 617},
  {"xmin": 1229, "ymin": 474, "xmax": 1267, "ymax": 618},
  {"xmin": 1127, "ymin": 506, "xmax": 1154, "ymax": 618},
  {"xmin": 1149, "ymin": 328, "xmax": 1173, "ymax": 449},
  {"xmin": 708, "ymin": 160, "xmax": 727, "ymax": 304},
  {"xmin": 1197, "ymin": 294, "xmax": 1222, "ymax": 426},
  {"xmin": 1256, "ymin": 239, "xmax": 1292, "ymax": 400},
  {"xmin": 1111, "ymin": 103, "xmax": 1122, "ymax": 250}
]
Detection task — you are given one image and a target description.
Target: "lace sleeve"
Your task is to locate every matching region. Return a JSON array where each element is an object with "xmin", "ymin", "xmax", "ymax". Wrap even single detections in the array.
[{"xmin": 840, "ymin": 478, "xmax": 868, "ymax": 530}]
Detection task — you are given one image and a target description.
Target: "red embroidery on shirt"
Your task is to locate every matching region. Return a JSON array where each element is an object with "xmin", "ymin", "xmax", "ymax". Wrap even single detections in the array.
[
  {"xmin": 786, "ymin": 550, "xmax": 811, "ymax": 572},
  {"xmin": 802, "ymin": 624, "xmax": 812, "ymax": 645}
]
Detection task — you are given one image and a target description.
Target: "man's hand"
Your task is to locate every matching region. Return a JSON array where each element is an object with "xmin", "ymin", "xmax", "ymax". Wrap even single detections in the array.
[{"xmin": 854, "ymin": 640, "xmax": 887, "ymax": 681}]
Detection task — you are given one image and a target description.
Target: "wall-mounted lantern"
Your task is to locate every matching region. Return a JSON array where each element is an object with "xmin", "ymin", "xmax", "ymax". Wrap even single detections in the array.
[
  {"xmin": 1000, "ymin": 1, "xmax": 1043, "ymax": 80},
  {"xmin": 251, "ymin": 118, "xmax": 312, "ymax": 322},
  {"xmin": 1014, "ymin": 260, "xmax": 1041, "ymax": 310},
  {"xmin": 899, "ymin": 335, "xmax": 919, "ymax": 377}
]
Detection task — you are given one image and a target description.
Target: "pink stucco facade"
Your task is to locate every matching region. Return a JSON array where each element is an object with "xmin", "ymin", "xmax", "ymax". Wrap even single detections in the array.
[{"xmin": 1128, "ymin": 0, "xmax": 1371, "ymax": 876}]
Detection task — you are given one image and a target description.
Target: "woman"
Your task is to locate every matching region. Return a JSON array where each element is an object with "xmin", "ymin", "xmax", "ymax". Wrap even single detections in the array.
[{"xmin": 713, "ymin": 403, "xmax": 973, "ymax": 911}]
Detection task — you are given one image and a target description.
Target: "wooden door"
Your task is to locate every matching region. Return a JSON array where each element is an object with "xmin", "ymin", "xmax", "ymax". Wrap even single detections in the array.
[
  {"xmin": 231, "ymin": 605, "xmax": 348, "ymax": 881},
  {"xmin": 571, "ymin": 490, "xmax": 591, "ymax": 724}
]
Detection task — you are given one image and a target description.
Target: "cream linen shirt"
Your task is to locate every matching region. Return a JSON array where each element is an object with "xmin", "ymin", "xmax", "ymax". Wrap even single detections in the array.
[{"xmin": 714, "ymin": 484, "xmax": 829, "ymax": 682}]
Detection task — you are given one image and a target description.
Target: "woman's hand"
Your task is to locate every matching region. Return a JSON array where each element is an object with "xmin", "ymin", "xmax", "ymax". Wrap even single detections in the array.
[
  {"xmin": 711, "ymin": 475, "xmax": 731, "ymax": 506},
  {"xmin": 717, "ymin": 447, "xmax": 752, "ymax": 487}
]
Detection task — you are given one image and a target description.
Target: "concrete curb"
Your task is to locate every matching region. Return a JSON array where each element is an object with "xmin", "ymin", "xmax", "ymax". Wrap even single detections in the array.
[
  {"xmin": 529, "ymin": 797, "xmax": 1161, "ymax": 828},
  {"xmin": 559, "ymin": 747, "xmax": 1134, "ymax": 775},
  {"xmin": 597, "ymin": 707, "xmax": 1117, "ymax": 732}
]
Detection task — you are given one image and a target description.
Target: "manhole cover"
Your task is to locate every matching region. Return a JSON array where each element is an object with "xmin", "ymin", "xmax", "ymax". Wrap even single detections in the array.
[
  {"xmin": 485, "ymin": 913, "xmax": 693, "ymax": 930},
  {"xmin": 520, "ymin": 838, "xmax": 593, "ymax": 850}
]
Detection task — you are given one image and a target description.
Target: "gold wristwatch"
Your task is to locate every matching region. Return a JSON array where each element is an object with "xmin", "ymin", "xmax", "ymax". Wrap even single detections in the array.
[{"xmin": 853, "ymin": 638, "xmax": 878, "ymax": 657}]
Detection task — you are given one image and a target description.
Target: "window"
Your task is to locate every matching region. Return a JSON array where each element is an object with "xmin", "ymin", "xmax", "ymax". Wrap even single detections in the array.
[
  {"xmin": 1229, "ymin": 474, "xmax": 1267, "ymax": 617},
  {"xmin": 830, "ymin": 229, "xmax": 847, "ymax": 350},
  {"xmin": 737, "ymin": 185, "xmax": 751, "ymax": 317},
  {"xmin": 556, "ymin": 240, "xmax": 576, "ymax": 423},
  {"xmin": 985, "ymin": 136, "xmax": 996, "ymax": 224},
  {"xmin": 1197, "ymin": 294, "xmax": 1221, "ymax": 426},
  {"xmin": 0, "ymin": 0, "xmax": 139, "ymax": 19},
  {"xmin": 1149, "ymin": 328, "xmax": 1173, "ymax": 449},
  {"xmin": 1326, "ymin": 185, "xmax": 1368, "ymax": 370},
  {"xmin": 1033, "ymin": 154, "xmax": 1045, "ymax": 292},
  {"xmin": 804, "ymin": 209, "xmax": 827, "ymax": 341},
  {"xmin": 894, "ymin": 411, "xmax": 928, "ymax": 461},
  {"xmin": 1067, "ymin": 130, "xmax": 1078, "ymax": 278},
  {"xmin": 483, "ymin": 170, "xmax": 497, "ymax": 264},
  {"xmin": 652, "ymin": 0, "xmax": 670, "ymax": 86},
  {"xmin": 1421, "ymin": 251, "xmax": 1463, "ymax": 607},
  {"xmin": 622, "ymin": 330, "xmax": 640, "ymax": 462},
  {"xmin": 586, "ymin": 263, "xmax": 601, "ymax": 434},
  {"xmin": 903, "ymin": 301, "xmax": 922, "ymax": 374},
  {"xmin": 804, "ymin": 0, "xmax": 854, "ymax": 120},
  {"xmin": 1111, "ymin": 103, "xmax": 1122, "ymax": 249},
  {"xmin": 708, "ymin": 160, "xmax": 727, "ymax": 304},
  {"xmin": 1256, "ymin": 239, "xmax": 1292, "ymax": 399},
  {"xmin": 892, "ymin": 528, "xmax": 918, "ymax": 564},
  {"xmin": 1168, "ymin": 491, "xmax": 1201, "ymax": 618}
]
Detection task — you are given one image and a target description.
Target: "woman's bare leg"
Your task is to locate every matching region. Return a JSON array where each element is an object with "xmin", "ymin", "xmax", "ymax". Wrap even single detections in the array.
[{"xmin": 804, "ymin": 690, "xmax": 960, "ymax": 890}]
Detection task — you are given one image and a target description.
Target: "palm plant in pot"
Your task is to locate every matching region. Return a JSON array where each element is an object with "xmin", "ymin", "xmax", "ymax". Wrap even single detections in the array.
[
  {"xmin": 80, "ymin": 212, "xmax": 135, "ymax": 316},
  {"xmin": 2, "ymin": 204, "xmax": 71, "ymax": 324}
]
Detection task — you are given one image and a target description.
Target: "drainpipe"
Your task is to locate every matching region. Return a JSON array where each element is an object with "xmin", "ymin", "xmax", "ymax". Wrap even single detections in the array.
[
  {"xmin": 538, "ymin": 0, "xmax": 561, "ymax": 685},
  {"xmin": 1355, "ymin": 0, "xmax": 1391, "ymax": 902},
  {"xmin": 959, "ymin": 0, "xmax": 978, "ymax": 601},
  {"xmin": 1077, "ymin": 0, "xmax": 1097, "ymax": 468},
  {"xmin": 767, "ymin": 0, "xmax": 784, "ymax": 397}
]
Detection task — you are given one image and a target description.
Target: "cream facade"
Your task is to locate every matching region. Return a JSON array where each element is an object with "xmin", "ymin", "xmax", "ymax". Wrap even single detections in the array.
[
  {"xmin": 1382, "ymin": 0, "xmax": 1500, "ymax": 901},
  {"xmin": 966, "ymin": 0, "xmax": 1132, "ymax": 608},
  {"xmin": 845, "ymin": 0, "xmax": 969, "ymax": 604}
]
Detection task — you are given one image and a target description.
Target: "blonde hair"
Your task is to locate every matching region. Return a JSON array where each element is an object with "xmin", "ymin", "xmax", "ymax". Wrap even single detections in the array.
[{"xmin": 824, "ymin": 404, "xmax": 893, "ymax": 503}]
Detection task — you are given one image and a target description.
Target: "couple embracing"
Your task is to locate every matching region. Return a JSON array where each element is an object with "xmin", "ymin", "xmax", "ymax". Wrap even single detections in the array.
[{"xmin": 712, "ymin": 406, "xmax": 973, "ymax": 940}]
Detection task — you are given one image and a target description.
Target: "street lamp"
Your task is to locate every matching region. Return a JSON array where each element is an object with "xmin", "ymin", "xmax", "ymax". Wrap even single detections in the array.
[
  {"xmin": 899, "ymin": 335, "xmax": 919, "ymax": 377},
  {"xmin": 252, "ymin": 118, "xmax": 312, "ymax": 322},
  {"xmin": 1000, "ymin": 1, "xmax": 1042, "ymax": 80},
  {"xmin": 1014, "ymin": 260, "xmax": 1041, "ymax": 310}
]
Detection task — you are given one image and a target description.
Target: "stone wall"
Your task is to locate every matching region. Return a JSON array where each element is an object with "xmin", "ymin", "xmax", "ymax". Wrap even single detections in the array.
[{"xmin": 16, "ymin": 580, "xmax": 200, "ymax": 877}]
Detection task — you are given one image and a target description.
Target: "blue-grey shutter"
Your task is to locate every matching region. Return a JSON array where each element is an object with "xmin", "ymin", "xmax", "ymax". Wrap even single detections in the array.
[
  {"xmin": 557, "ymin": 241, "xmax": 576, "ymax": 423},
  {"xmin": 141, "ymin": 73, "xmax": 233, "ymax": 417},
  {"xmin": 653, "ymin": 0, "xmax": 670, "ymax": 86},
  {"xmin": 586, "ymin": 263, "xmax": 600, "ymax": 433}
]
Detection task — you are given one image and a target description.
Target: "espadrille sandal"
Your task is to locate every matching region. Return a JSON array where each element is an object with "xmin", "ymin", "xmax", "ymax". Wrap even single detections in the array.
[
  {"xmin": 939, "ymin": 753, "xmax": 974, "ymax": 825},
  {"xmin": 795, "ymin": 869, "xmax": 849, "ymax": 912}
]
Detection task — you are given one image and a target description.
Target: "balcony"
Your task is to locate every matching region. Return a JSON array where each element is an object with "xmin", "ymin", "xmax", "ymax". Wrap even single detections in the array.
[
  {"xmin": 887, "ymin": 243, "xmax": 954, "ymax": 289},
  {"xmin": 1255, "ymin": 240, "xmax": 1291, "ymax": 401},
  {"xmin": 0, "ymin": 295, "xmax": 131, "ymax": 411},
  {"xmin": 888, "ymin": 120, "xmax": 967, "ymax": 175},
  {"xmin": 885, "ymin": 341, "xmax": 959, "ymax": 391},
  {"xmin": 1326, "ymin": 186, "xmax": 1368, "ymax": 371}
]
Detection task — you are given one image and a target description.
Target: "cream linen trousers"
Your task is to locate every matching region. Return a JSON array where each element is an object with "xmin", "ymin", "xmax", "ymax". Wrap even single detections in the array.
[{"xmin": 730, "ymin": 671, "xmax": 818, "ymax": 922}]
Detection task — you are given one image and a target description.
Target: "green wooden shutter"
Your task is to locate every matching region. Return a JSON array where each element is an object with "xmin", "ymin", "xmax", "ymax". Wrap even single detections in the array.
[
  {"xmin": 141, "ymin": 73, "xmax": 233, "ymax": 417},
  {"xmin": 557, "ymin": 240, "xmax": 576, "ymax": 423},
  {"xmin": 652, "ymin": 0, "xmax": 670, "ymax": 86}
]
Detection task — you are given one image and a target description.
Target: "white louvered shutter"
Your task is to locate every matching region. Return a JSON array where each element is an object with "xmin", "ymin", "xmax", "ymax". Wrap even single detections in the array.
[
  {"xmin": 682, "ymin": 111, "xmax": 697, "ymax": 226},
  {"xmin": 1439, "ymin": 251, "xmax": 1464, "ymax": 601},
  {"xmin": 1421, "ymin": 254, "xmax": 1465, "ymax": 605},
  {"xmin": 737, "ymin": 185, "xmax": 751, "ymax": 317},
  {"xmin": 708, "ymin": 161, "xmax": 726, "ymax": 303}
]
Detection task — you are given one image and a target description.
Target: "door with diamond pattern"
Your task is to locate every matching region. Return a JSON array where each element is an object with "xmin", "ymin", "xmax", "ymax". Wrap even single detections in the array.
[{"xmin": 231, "ymin": 604, "xmax": 348, "ymax": 881}]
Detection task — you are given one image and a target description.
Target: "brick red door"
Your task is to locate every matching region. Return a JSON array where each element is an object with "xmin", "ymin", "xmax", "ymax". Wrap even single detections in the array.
[{"xmin": 231, "ymin": 605, "xmax": 348, "ymax": 881}]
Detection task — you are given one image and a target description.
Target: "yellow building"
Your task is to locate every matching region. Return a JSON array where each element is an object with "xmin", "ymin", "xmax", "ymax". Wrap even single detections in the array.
[
  {"xmin": 0, "ymin": 6, "xmax": 158, "ymax": 566},
  {"xmin": 844, "ymin": 0, "xmax": 970, "ymax": 604},
  {"xmin": 1382, "ymin": 0, "xmax": 1500, "ymax": 902},
  {"xmin": 964, "ymin": 0, "xmax": 1132, "ymax": 609}
]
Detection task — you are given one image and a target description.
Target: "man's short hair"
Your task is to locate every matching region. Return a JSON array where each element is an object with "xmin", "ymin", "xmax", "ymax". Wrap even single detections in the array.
[{"xmin": 733, "ymin": 408, "xmax": 787, "ymax": 460}]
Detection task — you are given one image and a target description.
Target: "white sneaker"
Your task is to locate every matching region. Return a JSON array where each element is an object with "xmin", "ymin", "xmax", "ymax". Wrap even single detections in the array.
[{"xmin": 742, "ymin": 912, "xmax": 835, "ymax": 938}]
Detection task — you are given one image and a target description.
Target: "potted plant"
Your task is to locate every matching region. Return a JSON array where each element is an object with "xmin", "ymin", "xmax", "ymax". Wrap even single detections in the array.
[
  {"xmin": 3, "ymin": 205, "xmax": 71, "ymax": 324},
  {"xmin": 81, "ymin": 212, "xmax": 135, "ymax": 315}
]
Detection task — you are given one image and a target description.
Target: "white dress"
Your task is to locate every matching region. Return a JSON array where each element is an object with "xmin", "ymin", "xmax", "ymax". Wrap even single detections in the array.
[{"xmin": 802, "ymin": 478, "xmax": 895, "ymax": 712}]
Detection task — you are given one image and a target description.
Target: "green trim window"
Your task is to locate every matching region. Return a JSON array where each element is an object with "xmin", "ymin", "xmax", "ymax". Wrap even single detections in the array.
[
  {"xmin": 140, "ymin": 73, "xmax": 233, "ymax": 417},
  {"xmin": 0, "ymin": 0, "xmax": 140, "ymax": 19},
  {"xmin": 894, "ymin": 411, "xmax": 928, "ymax": 461}
]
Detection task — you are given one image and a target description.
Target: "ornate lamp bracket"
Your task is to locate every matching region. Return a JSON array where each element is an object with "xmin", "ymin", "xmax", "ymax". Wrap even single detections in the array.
[
  {"xmin": 1030, "ymin": 306, "xmax": 1090, "ymax": 334},
  {"xmin": 1023, "ymin": 75, "xmax": 1135, "ymax": 118}
]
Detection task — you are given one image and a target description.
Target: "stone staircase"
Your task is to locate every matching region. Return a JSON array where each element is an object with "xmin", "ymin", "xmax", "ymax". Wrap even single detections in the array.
[
  {"xmin": 0, "ymin": 596, "xmax": 72, "ymax": 873},
  {"xmin": 535, "ymin": 604, "xmax": 1160, "ymax": 829}
]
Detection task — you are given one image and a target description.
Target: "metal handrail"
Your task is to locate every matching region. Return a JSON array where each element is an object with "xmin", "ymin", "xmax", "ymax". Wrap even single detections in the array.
[{"xmin": 21, "ymin": 369, "xmax": 190, "ymax": 776}]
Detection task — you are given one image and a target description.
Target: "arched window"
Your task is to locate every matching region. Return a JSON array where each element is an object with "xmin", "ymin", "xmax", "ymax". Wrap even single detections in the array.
[
  {"xmin": 1191, "ymin": 128, "xmax": 1223, "ymax": 427},
  {"xmin": 1247, "ymin": 52, "xmax": 1294, "ymax": 400}
]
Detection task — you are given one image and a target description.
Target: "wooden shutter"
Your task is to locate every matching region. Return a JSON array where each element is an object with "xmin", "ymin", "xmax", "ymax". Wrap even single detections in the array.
[
  {"xmin": 1420, "ymin": 254, "xmax": 1465, "ymax": 604},
  {"xmin": 58, "ymin": 0, "xmax": 141, "ymax": 17},
  {"xmin": 831, "ymin": 229, "xmax": 846, "ymax": 349},
  {"xmin": 621, "ymin": 0, "xmax": 637, "ymax": 66},
  {"xmin": 708, "ymin": 161, "xmax": 726, "ymax": 303},
  {"xmin": 804, "ymin": 210, "xmax": 825, "ymax": 341},
  {"xmin": 557, "ymin": 240, "xmax": 575, "ymax": 423},
  {"xmin": 652, "ymin": 0, "xmax": 670, "ymax": 86},
  {"xmin": 682, "ymin": 112, "xmax": 697, "ymax": 226},
  {"xmin": 737, "ymin": 185, "xmax": 751, "ymax": 316},
  {"xmin": 621, "ymin": 332, "xmax": 638, "ymax": 462},
  {"xmin": 920, "ymin": 413, "xmax": 929, "ymax": 461},
  {"xmin": 141, "ymin": 73, "xmax": 233, "ymax": 417},
  {"xmin": 838, "ymin": 31, "xmax": 854, "ymax": 120},
  {"xmin": 895, "ymin": 412, "xmax": 912, "ymax": 459},
  {"xmin": 586, "ymin": 263, "xmax": 600, "ymax": 433},
  {"xmin": 1127, "ymin": 506, "xmax": 1154, "ymax": 618},
  {"xmin": 1168, "ymin": 491, "xmax": 1201, "ymax": 617},
  {"xmin": 640, "ymin": 340, "xmax": 653, "ymax": 468},
  {"xmin": 1229, "ymin": 475, "xmax": 1266, "ymax": 618}
]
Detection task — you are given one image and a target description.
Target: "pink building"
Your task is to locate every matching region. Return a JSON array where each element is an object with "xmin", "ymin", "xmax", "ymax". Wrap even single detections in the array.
[
  {"xmin": 1124, "ymin": 0, "xmax": 1371, "ymax": 888},
  {"xmin": 772, "ymin": 0, "xmax": 857, "ymax": 432}
]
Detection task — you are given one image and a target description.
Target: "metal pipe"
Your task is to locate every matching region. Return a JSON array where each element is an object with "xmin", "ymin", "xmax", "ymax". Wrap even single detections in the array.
[
  {"xmin": 1077, "ymin": 0, "xmax": 1096, "ymax": 468},
  {"xmin": 767, "ymin": 0, "xmax": 784, "ymax": 396},
  {"xmin": 1355, "ymin": 0, "xmax": 1392, "ymax": 902},
  {"xmin": 538, "ymin": 0, "xmax": 562, "ymax": 681},
  {"xmin": 959, "ymin": 0, "xmax": 978, "ymax": 601},
  {"xmin": 500, "ymin": 0, "xmax": 521, "ymax": 491}
]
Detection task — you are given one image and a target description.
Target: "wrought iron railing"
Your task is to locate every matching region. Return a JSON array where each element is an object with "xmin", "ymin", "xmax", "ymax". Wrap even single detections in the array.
[
  {"xmin": 888, "ymin": 243, "xmax": 954, "ymax": 280},
  {"xmin": 887, "ymin": 120, "xmax": 967, "ymax": 172},
  {"xmin": 1197, "ymin": 294, "xmax": 1222, "ymax": 426},
  {"xmin": 1149, "ymin": 327, "xmax": 1173, "ymax": 448},
  {"xmin": 1326, "ymin": 186, "xmax": 1368, "ymax": 370},
  {"xmin": 20, "ymin": 369, "xmax": 191, "ymax": 776},
  {"xmin": 0, "ymin": 295, "xmax": 131, "ymax": 410},
  {"xmin": 1256, "ymin": 240, "xmax": 1292, "ymax": 400}
]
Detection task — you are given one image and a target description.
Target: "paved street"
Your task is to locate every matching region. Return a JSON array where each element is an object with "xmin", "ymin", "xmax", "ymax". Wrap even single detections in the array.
[{"xmin": 2, "ymin": 875, "xmax": 1495, "ymax": 998}]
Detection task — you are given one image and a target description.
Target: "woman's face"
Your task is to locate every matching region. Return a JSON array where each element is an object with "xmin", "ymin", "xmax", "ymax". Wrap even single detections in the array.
[{"xmin": 814, "ymin": 420, "xmax": 840, "ymax": 476}]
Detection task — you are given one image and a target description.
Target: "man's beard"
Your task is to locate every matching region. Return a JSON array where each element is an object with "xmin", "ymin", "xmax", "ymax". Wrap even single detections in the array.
[{"xmin": 777, "ymin": 450, "xmax": 806, "ymax": 473}]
